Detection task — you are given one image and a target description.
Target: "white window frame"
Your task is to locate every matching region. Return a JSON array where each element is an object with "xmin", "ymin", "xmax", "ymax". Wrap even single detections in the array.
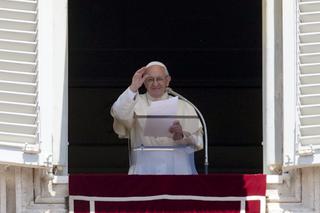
[
  {"xmin": 38, "ymin": 0, "xmax": 68, "ymax": 173},
  {"xmin": 37, "ymin": 0, "xmax": 54, "ymax": 167},
  {"xmin": 263, "ymin": 0, "xmax": 284, "ymax": 174},
  {"xmin": 282, "ymin": 0, "xmax": 298, "ymax": 169},
  {"xmin": 50, "ymin": 0, "xmax": 68, "ymax": 174}
]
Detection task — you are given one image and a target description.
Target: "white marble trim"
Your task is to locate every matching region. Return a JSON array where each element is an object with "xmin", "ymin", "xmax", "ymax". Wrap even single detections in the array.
[{"xmin": 69, "ymin": 194, "xmax": 266, "ymax": 213}]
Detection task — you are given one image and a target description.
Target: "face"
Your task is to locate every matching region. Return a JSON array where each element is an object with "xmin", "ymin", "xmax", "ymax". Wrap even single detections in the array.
[{"xmin": 144, "ymin": 65, "xmax": 171, "ymax": 98}]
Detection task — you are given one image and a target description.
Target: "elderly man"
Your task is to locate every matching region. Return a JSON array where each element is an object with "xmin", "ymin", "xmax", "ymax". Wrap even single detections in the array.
[{"xmin": 111, "ymin": 61, "xmax": 203, "ymax": 174}]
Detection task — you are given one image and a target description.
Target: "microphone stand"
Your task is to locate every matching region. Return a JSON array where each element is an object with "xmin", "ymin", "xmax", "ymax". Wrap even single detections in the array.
[{"xmin": 167, "ymin": 87, "xmax": 209, "ymax": 175}]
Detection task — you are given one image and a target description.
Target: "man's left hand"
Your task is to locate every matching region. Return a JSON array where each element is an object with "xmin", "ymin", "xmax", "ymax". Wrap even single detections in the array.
[{"xmin": 169, "ymin": 120, "xmax": 184, "ymax": 140}]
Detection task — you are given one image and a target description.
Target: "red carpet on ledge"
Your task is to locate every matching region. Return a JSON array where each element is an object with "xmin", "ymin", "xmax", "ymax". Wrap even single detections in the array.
[{"xmin": 69, "ymin": 174, "xmax": 266, "ymax": 213}]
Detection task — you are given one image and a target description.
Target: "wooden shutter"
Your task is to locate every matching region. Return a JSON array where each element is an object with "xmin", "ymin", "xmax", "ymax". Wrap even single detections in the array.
[
  {"xmin": 295, "ymin": 0, "xmax": 320, "ymax": 166},
  {"xmin": 0, "ymin": 0, "xmax": 44, "ymax": 166}
]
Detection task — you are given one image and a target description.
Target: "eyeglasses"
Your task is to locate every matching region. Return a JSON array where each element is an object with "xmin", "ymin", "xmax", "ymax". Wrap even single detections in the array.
[{"xmin": 145, "ymin": 76, "xmax": 168, "ymax": 84}]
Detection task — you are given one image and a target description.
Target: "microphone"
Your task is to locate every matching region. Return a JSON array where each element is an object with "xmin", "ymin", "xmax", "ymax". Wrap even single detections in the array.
[{"xmin": 167, "ymin": 87, "xmax": 209, "ymax": 175}]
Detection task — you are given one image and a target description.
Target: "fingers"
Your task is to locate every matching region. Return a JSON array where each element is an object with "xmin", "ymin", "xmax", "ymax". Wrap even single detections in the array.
[
  {"xmin": 137, "ymin": 66, "xmax": 146, "ymax": 72},
  {"xmin": 135, "ymin": 67, "xmax": 147, "ymax": 75},
  {"xmin": 130, "ymin": 67, "xmax": 148, "ymax": 92},
  {"xmin": 132, "ymin": 67, "xmax": 146, "ymax": 80},
  {"xmin": 172, "ymin": 133, "xmax": 183, "ymax": 141},
  {"xmin": 169, "ymin": 121, "xmax": 184, "ymax": 140},
  {"xmin": 169, "ymin": 121, "xmax": 182, "ymax": 134},
  {"xmin": 173, "ymin": 120, "xmax": 180, "ymax": 125},
  {"xmin": 170, "ymin": 126, "xmax": 182, "ymax": 134}
]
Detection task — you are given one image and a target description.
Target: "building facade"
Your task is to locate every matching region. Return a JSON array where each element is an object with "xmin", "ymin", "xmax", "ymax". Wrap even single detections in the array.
[{"xmin": 1, "ymin": 0, "xmax": 320, "ymax": 212}]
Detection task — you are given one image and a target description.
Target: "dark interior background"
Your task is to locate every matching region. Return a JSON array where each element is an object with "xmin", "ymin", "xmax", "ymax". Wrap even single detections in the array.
[{"xmin": 68, "ymin": 0, "xmax": 262, "ymax": 173}]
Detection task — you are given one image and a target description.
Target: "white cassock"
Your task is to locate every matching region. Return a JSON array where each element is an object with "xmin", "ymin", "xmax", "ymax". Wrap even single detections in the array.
[{"xmin": 111, "ymin": 88, "xmax": 203, "ymax": 175}]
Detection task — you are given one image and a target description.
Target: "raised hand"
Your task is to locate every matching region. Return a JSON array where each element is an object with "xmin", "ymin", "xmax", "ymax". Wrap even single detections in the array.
[{"xmin": 129, "ymin": 67, "xmax": 148, "ymax": 92}]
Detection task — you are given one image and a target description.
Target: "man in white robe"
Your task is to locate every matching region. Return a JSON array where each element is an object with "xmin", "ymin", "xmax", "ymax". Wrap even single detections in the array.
[{"xmin": 111, "ymin": 61, "xmax": 203, "ymax": 174}]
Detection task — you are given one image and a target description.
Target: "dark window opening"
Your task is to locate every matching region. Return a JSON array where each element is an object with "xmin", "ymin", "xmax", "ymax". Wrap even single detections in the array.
[{"xmin": 68, "ymin": 0, "xmax": 262, "ymax": 173}]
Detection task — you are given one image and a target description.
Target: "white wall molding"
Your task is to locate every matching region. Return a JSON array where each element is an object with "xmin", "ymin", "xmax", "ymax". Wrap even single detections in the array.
[
  {"xmin": 0, "ymin": 166, "xmax": 68, "ymax": 212},
  {"xmin": 33, "ymin": 168, "xmax": 67, "ymax": 204},
  {"xmin": 267, "ymin": 169, "xmax": 301, "ymax": 203},
  {"xmin": 267, "ymin": 167, "xmax": 320, "ymax": 212}
]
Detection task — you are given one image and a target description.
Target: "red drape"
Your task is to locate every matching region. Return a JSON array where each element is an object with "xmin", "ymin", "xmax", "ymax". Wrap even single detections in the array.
[{"xmin": 69, "ymin": 174, "xmax": 266, "ymax": 213}]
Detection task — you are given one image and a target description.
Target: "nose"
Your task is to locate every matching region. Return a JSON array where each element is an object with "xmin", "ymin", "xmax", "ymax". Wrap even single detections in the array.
[{"xmin": 151, "ymin": 79, "xmax": 159, "ymax": 86}]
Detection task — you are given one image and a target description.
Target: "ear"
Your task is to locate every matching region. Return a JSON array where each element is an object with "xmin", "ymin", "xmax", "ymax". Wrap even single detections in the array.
[{"xmin": 166, "ymin": 75, "xmax": 171, "ymax": 86}]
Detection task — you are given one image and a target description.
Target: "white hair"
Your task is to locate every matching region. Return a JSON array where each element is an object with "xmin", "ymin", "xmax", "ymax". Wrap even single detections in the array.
[{"xmin": 146, "ymin": 61, "xmax": 169, "ymax": 75}]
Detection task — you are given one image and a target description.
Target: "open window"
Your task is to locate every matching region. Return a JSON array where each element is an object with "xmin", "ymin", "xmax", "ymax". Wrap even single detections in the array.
[{"xmin": 68, "ymin": 1, "xmax": 262, "ymax": 174}]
